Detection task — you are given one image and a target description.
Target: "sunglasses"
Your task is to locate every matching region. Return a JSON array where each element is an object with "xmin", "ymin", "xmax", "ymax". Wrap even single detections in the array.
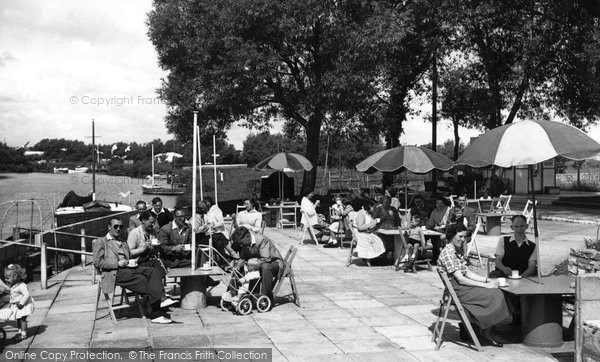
[{"xmin": 112, "ymin": 224, "xmax": 124, "ymax": 230}]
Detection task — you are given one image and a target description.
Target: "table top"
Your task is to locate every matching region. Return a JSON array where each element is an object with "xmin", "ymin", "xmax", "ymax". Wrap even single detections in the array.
[
  {"xmin": 501, "ymin": 275, "xmax": 575, "ymax": 296},
  {"xmin": 166, "ymin": 265, "xmax": 225, "ymax": 278},
  {"xmin": 263, "ymin": 203, "xmax": 300, "ymax": 209}
]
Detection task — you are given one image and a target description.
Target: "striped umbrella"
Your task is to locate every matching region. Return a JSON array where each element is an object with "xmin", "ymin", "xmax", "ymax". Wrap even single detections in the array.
[
  {"xmin": 255, "ymin": 152, "xmax": 313, "ymax": 200},
  {"xmin": 356, "ymin": 146, "xmax": 453, "ymax": 221},
  {"xmin": 456, "ymin": 119, "xmax": 600, "ymax": 283}
]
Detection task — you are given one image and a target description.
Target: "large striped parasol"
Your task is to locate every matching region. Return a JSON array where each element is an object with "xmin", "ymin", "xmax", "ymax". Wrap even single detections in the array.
[
  {"xmin": 255, "ymin": 152, "xmax": 313, "ymax": 200},
  {"xmin": 356, "ymin": 146, "xmax": 453, "ymax": 220},
  {"xmin": 456, "ymin": 119, "xmax": 600, "ymax": 283}
]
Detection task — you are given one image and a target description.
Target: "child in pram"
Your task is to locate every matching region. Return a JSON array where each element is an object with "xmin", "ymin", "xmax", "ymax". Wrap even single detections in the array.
[{"xmin": 221, "ymin": 258, "xmax": 272, "ymax": 315}]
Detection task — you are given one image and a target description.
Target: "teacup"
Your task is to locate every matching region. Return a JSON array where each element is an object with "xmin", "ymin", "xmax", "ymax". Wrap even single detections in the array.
[
  {"xmin": 183, "ymin": 244, "xmax": 191, "ymax": 251},
  {"xmin": 127, "ymin": 259, "xmax": 137, "ymax": 268},
  {"xmin": 150, "ymin": 237, "xmax": 160, "ymax": 246},
  {"xmin": 203, "ymin": 262, "xmax": 211, "ymax": 269},
  {"xmin": 497, "ymin": 277, "xmax": 506, "ymax": 286},
  {"xmin": 511, "ymin": 270, "xmax": 519, "ymax": 278}
]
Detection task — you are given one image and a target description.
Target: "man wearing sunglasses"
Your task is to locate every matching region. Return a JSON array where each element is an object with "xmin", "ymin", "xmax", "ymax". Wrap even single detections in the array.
[{"xmin": 94, "ymin": 218, "xmax": 177, "ymax": 324}]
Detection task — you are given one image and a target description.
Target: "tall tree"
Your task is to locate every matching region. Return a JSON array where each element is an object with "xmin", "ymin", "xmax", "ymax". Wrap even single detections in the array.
[{"xmin": 148, "ymin": 0, "xmax": 380, "ymax": 194}]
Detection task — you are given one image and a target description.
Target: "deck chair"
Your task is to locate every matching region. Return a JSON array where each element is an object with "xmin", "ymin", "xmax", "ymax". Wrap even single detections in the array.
[
  {"xmin": 299, "ymin": 210, "xmax": 320, "ymax": 245},
  {"xmin": 346, "ymin": 212, "xmax": 372, "ymax": 267},
  {"xmin": 522, "ymin": 199, "xmax": 538, "ymax": 227},
  {"xmin": 272, "ymin": 246, "xmax": 300, "ymax": 307},
  {"xmin": 278, "ymin": 202, "xmax": 298, "ymax": 229},
  {"xmin": 432, "ymin": 269, "xmax": 483, "ymax": 352},
  {"xmin": 464, "ymin": 222, "xmax": 483, "ymax": 267},
  {"xmin": 94, "ymin": 274, "xmax": 146, "ymax": 325}
]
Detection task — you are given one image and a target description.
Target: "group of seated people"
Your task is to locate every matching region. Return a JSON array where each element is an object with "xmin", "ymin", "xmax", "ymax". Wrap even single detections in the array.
[{"xmin": 93, "ymin": 196, "xmax": 282, "ymax": 324}]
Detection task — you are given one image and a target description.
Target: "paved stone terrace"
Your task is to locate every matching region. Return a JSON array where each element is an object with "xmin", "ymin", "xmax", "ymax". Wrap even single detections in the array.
[{"xmin": 3, "ymin": 219, "xmax": 597, "ymax": 361}]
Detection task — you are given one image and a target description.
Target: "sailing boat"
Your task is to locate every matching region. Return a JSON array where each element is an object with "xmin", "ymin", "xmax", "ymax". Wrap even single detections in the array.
[
  {"xmin": 55, "ymin": 120, "xmax": 133, "ymax": 225},
  {"xmin": 141, "ymin": 144, "xmax": 186, "ymax": 195}
]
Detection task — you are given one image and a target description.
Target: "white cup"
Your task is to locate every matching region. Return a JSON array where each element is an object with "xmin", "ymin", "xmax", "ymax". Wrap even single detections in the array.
[
  {"xmin": 511, "ymin": 270, "xmax": 519, "ymax": 278},
  {"xmin": 498, "ymin": 277, "xmax": 506, "ymax": 286},
  {"xmin": 150, "ymin": 237, "xmax": 159, "ymax": 245},
  {"xmin": 128, "ymin": 259, "xmax": 137, "ymax": 268},
  {"xmin": 203, "ymin": 262, "xmax": 210, "ymax": 269},
  {"xmin": 183, "ymin": 244, "xmax": 191, "ymax": 251}
]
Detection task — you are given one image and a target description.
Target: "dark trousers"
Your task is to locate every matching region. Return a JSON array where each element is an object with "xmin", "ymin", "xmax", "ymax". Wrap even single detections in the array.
[
  {"xmin": 260, "ymin": 261, "xmax": 279, "ymax": 298},
  {"xmin": 196, "ymin": 233, "xmax": 230, "ymax": 267},
  {"xmin": 116, "ymin": 265, "xmax": 164, "ymax": 305},
  {"xmin": 137, "ymin": 258, "xmax": 167, "ymax": 279},
  {"xmin": 429, "ymin": 236, "xmax": 442, "ymax": 264}
]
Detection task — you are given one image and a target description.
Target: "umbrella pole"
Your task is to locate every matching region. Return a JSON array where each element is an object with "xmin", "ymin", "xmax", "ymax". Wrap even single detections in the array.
[
  {"xmin": 529, "ymin": 165, "xmax": 541, "ymax": 284},
  {"xmin": 192, "ymin": 112, "xmax": 198, "ymax": 271},
  {"xmin": 404, "ymin": 170, "xmax": 408, "ymax": 228}
]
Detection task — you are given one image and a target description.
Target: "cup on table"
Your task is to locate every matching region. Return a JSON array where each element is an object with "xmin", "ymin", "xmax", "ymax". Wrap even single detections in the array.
[
  {"xmin": 203, "ymin": 262, "xmax": 211, "ymax": 269},
  {"xmin": 511, "ymin": 270, "xmax": 519, "ymax": 278},
  {"xmin": 127, "ymin": 259, "xmax": 137, "ymax": 268},
  {"xmin": 183, "ymin": 244, "xmax": 191, "ymax": 251},
  {"xmin": 497, "ymin": 277, "xmax": 506, "ymax": 286}
]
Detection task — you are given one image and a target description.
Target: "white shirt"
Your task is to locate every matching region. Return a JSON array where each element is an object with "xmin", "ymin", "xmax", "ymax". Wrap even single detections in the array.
[{"xmin": 236, "ymin": 210, "xmax": 262, "ymax": 233}]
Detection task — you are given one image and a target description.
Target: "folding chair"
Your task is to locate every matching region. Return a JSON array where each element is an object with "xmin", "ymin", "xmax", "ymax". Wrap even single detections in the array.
[
  {"xmin": 272, "ymin": 246, "xmax": 300, "ymax": 307},
  {"xmin": 278, "ymin": 202, "xmax": 298, "ymax": 229},
  {"xmin": 494, "ymin": 194, "xmax": 512, "ymax": 213},
  {"xmin": 465, "ymin": 222, "xmax": 483, "ymax": 268},
  {"xmin": 432, "ymin": 269, "xmax": 483, "ymax": 352},
  {"xmin": 522, "ymin": 199, "xmax": 538, "ymax": 227},
  {"xmin": 94, "ymin": 276, "xmax": 146, "ymax": 325}
]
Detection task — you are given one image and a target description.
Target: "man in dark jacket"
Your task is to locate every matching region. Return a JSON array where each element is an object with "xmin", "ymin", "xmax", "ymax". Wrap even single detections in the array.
[
  {"xmin": 157, "ymin": 207, "xmax": 191, "ymax": 268},
  {"xmin": 230, "ymin": 227, "xmax": 284, "ymax": 304}
]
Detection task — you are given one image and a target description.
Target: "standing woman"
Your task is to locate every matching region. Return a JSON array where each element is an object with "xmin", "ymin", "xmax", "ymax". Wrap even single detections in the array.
[{"xmin": 438, "ymin": 223, "xmax": 511, "ymax": 347}]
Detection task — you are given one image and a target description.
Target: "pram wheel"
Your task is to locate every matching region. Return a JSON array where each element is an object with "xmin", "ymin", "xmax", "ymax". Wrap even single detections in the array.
[
  {"xmin": 256, "ymin": 295, "xmax": 272, "ymax": 313},
  {"xmin": 236, "ymin": 297, "xmax": 253, "ymax": 315}
]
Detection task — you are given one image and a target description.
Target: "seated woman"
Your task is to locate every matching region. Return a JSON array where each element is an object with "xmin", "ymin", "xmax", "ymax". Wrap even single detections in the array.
[
  {"xmin": 326, "ymin": 195, "xmax": 352, "ymax": 248},
  {"xmin": 352, "ymin": 201, "xmax": 386, "ymax": 262},
  {"xmin": 438, "ymin": 223, "xmax": 511, "ymax": 347}
]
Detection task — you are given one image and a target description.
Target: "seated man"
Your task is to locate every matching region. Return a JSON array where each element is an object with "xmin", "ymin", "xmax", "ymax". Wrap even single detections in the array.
[
  {"xmin": 93, "ymin": 218, "xmax": 177, "ymax": 324},
  {"xmin": 127, "ymin": 211, "xmax": 166, "ymax": 279},
  {"xmin": 230, "ymin": 227, "xmax": 284, "ymax": 305},
  {"xmin": 157, "ymin": 207, "xmax": 191, "ymax": 268},
  {"xmin": 489, "ymin": 215, "xmax": 537, "ymax": 278},
  {"xmin": 447, "ymin": 194, "xmax": 477, "ymax": 239},
  {"xmin": 234, "ymin": 198, "xmax": 263, "ymax": 233},
  {"xmin": 128, "ymin": 200, "xmax": 147, "ymax": 233},
  {"xmin": 149, "ymin": 197, "xmax": 173, "ymax": 229},
  {"xmin": 409, "ymin": 194, "xmax": 430, "ymax": 225}
]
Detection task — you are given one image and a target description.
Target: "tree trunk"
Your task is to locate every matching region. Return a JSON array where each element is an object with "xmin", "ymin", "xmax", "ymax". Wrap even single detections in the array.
[
  {"xmin": 453, "ymin": 116, "xmax": 460, "ymax": 160},
  {"xmin": 301, "ymin": 118, "xmax": 321, "ymax": 196},
  {"xmin": 504, "ymin": 75, "xmax": 530, "ymax": 125}
]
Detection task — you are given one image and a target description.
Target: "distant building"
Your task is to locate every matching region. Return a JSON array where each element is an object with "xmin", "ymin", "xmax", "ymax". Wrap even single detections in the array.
[{"xmin": 24, "ymin": 150, "xmax": 44, "ymax": 157}]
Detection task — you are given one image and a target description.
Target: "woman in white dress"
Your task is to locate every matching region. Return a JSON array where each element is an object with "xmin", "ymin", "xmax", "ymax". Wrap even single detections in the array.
[{"xmin": 353, "ymin": 203, "xmax": 386, "ymax": 259}]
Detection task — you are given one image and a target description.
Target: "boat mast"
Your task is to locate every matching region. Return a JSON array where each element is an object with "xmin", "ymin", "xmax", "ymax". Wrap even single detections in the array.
[
  {"xmin": 151, "ymin": 144, "xmax": 155, "ymax": 187},
  {"xmin": 92, "ymin": 120, "xmax": 96, "ymax": 200}
]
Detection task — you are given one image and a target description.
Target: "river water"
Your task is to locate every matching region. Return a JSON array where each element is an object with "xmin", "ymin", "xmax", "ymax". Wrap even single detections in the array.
[{"xmin": 0, "ymin": 172, "xmax": 179, "ymax": 238}]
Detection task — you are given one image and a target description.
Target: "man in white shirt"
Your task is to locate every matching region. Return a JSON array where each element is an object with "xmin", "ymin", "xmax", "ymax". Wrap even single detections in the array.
[{"xmin": 234, "ymin": 199, "xmax": 263, "ymax": 233}]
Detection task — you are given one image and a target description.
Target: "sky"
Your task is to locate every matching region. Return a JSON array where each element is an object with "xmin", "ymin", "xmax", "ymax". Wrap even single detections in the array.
[{"xmin": 2, "ymin": 1, "xmax": 599, "ymax": 152}]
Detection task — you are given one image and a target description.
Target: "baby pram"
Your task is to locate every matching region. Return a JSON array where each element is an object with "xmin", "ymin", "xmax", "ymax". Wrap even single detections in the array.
[{"xmin": 220, "ymin": 260, "xmax": 271, "ymax": 315}]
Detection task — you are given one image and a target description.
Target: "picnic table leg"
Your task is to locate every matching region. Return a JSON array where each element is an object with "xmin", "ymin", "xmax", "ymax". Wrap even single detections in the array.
[
  {"xmin": 180, "ymin": 276, "xmax": 207, "ymax": 309},
  {"xmin": 521, "ymin": 294, "xmax": 563, "ymax": 347}
]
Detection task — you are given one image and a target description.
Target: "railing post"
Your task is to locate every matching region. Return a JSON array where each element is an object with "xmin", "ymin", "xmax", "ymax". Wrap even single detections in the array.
[
  {"xmin": 12, "ymin": 225, "xmax": 18, "ymax": 242},
  {"xmin": 80, "ymin": 229, "xmax": 86, "ymax": 268},
  {"xmin": 36, "ymin": 233, "xmax": 47, "ymax": 290}
]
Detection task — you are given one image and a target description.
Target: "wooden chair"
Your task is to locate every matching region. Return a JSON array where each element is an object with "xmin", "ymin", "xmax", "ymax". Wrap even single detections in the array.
[
  {"xmin": 272, "ymin": 246, "xmax": 300, "ymax": 307},
  {"xmin": 495, "ymin": 194, "xmax": 512, "ymax": 213},
  {"xmin": 522, "ymin": 199, "xmax": 538, "ymax": 227},
  {"xmin": 465, "ymin": 222, "xmax": 483, "ymax": 268},
  {"xmin": 94, "ymin": 275, "xmax": 146, "ymax": 325},
  {"xmin": 432, "ymin": 269, "xmax": 483, "ymax": 352},
  {"xmin": 278, "ymin": 202, "xmax": 298, "ymax": 229}
]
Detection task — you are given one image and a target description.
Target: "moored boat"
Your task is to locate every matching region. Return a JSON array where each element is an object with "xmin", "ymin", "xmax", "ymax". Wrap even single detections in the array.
[
  {"xmin": 53, "ymin": 167, "xmax": 68, "ymax": 173},
  {"xmin": 67, "ymin": 166, "xmax": 89, "ymax": 174}
]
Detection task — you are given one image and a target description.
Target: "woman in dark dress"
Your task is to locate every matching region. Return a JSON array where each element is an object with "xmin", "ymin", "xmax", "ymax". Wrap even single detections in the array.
[
  {"xmin": 373, "ymin": 196, "xmax": 402, "ymax": 254},
  {"xmin": 438, "ymin": 223, "xmax": 511, "ymax": 347}
]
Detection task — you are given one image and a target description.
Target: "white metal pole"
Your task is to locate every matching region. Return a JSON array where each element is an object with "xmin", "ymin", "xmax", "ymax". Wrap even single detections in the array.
[
  {"xmin": 213, "ymin": 135, "xmax": 218, "ymax": 205},
  {"xmin": 192, "ymin": 112, "xmax": 198, "ymax": 270},
  {"xmin": 197, "ymin": 126, "xmax": 203, "ymax": 201},
  {"xmin": 151, "ymin": 144, "xmax": 155, "ymax": 187}
]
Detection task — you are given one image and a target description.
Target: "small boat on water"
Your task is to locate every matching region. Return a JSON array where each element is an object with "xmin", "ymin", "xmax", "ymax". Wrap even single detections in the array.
[
  {"xmin": 141, "ymin": 144, "xmax": 186, "ymax": 195},
  {"xmin": 67, "ymin": 166, "xmax": 89, "ymax": 174},
  {"xmin": 53, "ymin": 167, "xmax": 68, "ymax": 173}
]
